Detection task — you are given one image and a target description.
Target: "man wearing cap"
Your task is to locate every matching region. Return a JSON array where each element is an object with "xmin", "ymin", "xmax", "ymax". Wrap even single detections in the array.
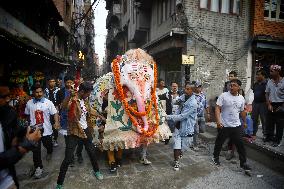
[
  {"xmin": 193, "ymin": 81, "xmax": 210, "ymax": 150},
  {"xmin": 165, "ymin": 82, "xmax": 198, "ymax": 171},
  {"xmin": 212, "ymin": 79, "xmax": 251, "ymax": 172},
  {"xmin": 265, "ymin": 65, "xmax": 284, "ymax": 147}
]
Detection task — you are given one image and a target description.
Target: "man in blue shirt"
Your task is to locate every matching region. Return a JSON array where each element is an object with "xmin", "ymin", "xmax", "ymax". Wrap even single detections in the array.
[
  {"xmin": 166, "ymin": 82, "xmax": 198, "ymax": 171},
  {"xmin": 252, "ymin": 70, "xmax": 267, "ymax": 139}
]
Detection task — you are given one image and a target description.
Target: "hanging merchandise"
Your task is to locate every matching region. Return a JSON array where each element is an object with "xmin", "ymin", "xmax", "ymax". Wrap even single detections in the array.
[
  {"xmin": 33, "ymin": 71, "xmax": 45, "ymax": 81},
  {"xmin": 10, "ymin": 86, "xmax": 31, "ymax": 127}
]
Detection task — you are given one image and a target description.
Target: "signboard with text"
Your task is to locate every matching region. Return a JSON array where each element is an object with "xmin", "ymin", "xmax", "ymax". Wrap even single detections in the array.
[{"xmin": 182, "ymin": 55, "xmax": 195, "ymax": 65}]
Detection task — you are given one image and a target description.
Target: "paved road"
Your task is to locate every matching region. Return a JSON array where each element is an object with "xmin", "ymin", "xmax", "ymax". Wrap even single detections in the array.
[{"xmin": 15, "ymin": 135, "xmax": 284, "ymax": 189}]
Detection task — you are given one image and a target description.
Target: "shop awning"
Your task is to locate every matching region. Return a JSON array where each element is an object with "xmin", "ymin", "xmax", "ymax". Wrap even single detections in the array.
[
  {"xmin": 256, "ymin": 42, "xmax": 284, "ymax": 51},
  {"xmin": 0, "ymin": 6, "xmax": 69, "ymax": 66}
]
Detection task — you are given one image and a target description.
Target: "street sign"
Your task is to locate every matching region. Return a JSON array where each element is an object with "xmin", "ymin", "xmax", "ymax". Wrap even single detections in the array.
[{"xmin": 182, "ymin": 55, "xmax": 195, "ymax": 65}]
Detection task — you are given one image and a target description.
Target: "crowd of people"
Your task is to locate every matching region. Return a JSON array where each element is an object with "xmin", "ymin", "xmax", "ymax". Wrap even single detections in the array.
[{"xmin": 0, "ymin": 63, "xmax": 283, "ymax": 189}]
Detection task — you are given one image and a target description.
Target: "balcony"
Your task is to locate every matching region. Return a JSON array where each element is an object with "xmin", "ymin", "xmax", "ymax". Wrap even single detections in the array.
[{"xmin": 106, "ymin": 12, "xmax": 121, "ymax": 29}]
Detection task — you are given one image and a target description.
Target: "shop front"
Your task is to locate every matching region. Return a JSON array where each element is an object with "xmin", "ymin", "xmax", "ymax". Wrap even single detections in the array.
[{"xmin": 251, "ymin": 37, "xmax": 284, "ymax": 83}]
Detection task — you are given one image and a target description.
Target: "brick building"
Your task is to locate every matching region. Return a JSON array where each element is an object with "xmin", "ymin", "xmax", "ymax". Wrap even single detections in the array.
[{"xmin": 251, "ymin": 0, "xmax": 284, "ymax": 81}]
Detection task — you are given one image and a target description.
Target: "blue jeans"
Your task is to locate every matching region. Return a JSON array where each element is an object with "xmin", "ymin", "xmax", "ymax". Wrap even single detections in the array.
[{"xmin": 193, "ymin": 116, "xmax": 206, "ymax": 145}]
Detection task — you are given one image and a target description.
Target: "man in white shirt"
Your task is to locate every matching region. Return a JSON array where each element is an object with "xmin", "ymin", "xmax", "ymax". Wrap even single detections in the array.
[
  {"xmin": 25, "ymin": 84, "xmax": 59, "ymax": 179},
  {"xmin": 212, "ymin": 79, "xmax": 251, "ymax": 172}
]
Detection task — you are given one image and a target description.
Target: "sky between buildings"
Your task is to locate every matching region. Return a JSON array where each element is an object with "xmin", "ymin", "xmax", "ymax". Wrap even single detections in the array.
[{"xmin": 94, "ymin": 0, "xmax": 108, "ymax": 65}]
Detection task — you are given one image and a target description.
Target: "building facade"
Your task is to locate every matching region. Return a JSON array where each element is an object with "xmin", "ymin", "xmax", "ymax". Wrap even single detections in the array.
[
  {"xmin": 0, "ymin": 0, "xmax": 97, "ymax": 91},
  {"xmin": 0, "ymin": 0, "xmax": 69, "ymax": 90},
  {"xmin": 106, "ymin": 1, "xmax": 284, "ymax": 101},
  {"xmin": 251, "ymin": 0, "xmax": 284, "ymax": 82},
  {"xmin": 105, "ymin": 0, "xmax": 185, "ymax": 86},
  {"xmin": 183, "ymin": 0, "xmax": 252, "ymax": 99}
]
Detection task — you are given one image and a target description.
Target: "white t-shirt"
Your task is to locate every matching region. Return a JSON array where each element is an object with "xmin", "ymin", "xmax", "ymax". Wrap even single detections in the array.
[
  {"xmin": 0, "ymin": 123, "xmax": 15, "ymax": 189},
  {"xmin": 216, "ymin": 92, "xmax": 245, "ymax": 127},
  {"xmin": 78, "ymin": 99, "xmax": 88, "ymax": 130},
  {"xmin": 25, "ymin": 98, "xmax": 57, "ymax": 136}
]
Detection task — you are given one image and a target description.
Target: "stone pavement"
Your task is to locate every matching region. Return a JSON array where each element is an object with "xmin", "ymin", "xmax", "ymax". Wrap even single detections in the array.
[{"xmin": 15, "ymin": 134, "xmax": 284, "ymax": 189}]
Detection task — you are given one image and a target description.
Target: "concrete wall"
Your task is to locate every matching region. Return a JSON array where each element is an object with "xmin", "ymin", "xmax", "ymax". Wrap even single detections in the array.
[{"xmin": 184, "ymin": 0, "xmax": 252, "ymax": 100}]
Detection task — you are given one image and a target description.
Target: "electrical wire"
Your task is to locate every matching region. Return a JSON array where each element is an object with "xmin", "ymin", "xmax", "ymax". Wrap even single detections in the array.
[{"xmin": 74, "ymin": 0, "xmax": 101, "ymax": 31}]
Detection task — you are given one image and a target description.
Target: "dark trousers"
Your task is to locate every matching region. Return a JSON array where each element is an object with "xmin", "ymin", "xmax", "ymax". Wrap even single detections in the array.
[
  {"xmin": 52, "ymin": 127, "xmax": 58, "ymax": 141},
  {"xmin": 252, "ymin": 102, "xmax": 267, "ymax": 136},
  {"xmin": 266, "ymin": 110, "xmax": 284, "ymax": 143},
  {"xmin": 76, "ymin": 139, "xmax": 84, "ymax": 157},
  {"xmin": 57, "ymin": 129, "xmax": 99, "ymax": 185},
  {"xmin": 33, "ymin": 135, "xmax": 53, "ymax": 168},
  {"xmin": 213, "ymin": 126, "xmax": 246, "ymax": 165},
  {"xmin": 63, "ymin": 135, "xmax": 84, "ymax": 160}
]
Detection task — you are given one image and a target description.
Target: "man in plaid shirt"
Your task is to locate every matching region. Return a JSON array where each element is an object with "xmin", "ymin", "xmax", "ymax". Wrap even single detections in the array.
[{"xmin": 193, "ymin": 81, "xmax": 210, "ymax": 149}]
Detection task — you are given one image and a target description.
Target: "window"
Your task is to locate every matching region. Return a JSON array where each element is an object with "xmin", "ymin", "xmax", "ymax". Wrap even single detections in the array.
[
  {"xmin": 210, "ymin": 0, "xmax": 219, "ymax": 12},
  {"xmin": 123, "ymin": 0, "xmax": 127, "ymax": 14},
  {"xmin": 280, "ymin": 0, "xmax": 284, "ymax": 19},
  {"xmin": 264, "ymin": 0, "xmax": 284, "ymax": 21},
  {"xmin": 200, "ymin": 0, "xmax": 208, "ymax": 9},
  {"xmin": 221, "ymin": 0, "xmax": 230, "ymax": 13},
  {"xmin": 200, "ymin": 0, "xmax": 241, "ymax": 15},
  {"xmin": 157, "ymin": 0, "xmax": 169, "ymax": 24}
]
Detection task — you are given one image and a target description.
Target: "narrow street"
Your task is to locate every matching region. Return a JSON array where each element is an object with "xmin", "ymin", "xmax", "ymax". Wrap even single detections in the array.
[{"xmin": 16, "ymin": 135, "xmax": 284, "ymax": 189}]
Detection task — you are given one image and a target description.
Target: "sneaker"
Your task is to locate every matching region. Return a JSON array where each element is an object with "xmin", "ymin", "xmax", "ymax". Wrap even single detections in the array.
[
  {"xmin": 53, "ymin": 140, "xmax": 59, "ymax": 147},
  {"xmin": 55, "ymin": 184, "xmax": 63, "ymax": 189},
  {"xmin": 225, "ymin": 150, "xmax": 235, "ymax": 160},
  {"xmin": 34, "ymin": 167, "xmax": 43, "ymax": 179},
  {"xmin": 173, "ymin": 161, "xmax": 180, "ymax": 171},
  {"xmin": 109, "ymin": 162, "xmax": 117, "ymax": 172},
  {"xmin": 272, "ymin": 142, "xmax": 281, "ymax": 147},
  {"xmin": 116, "ymin": 159, "xmax": 122, "ymax": 168},
  {"xmin": 212, "ymin": 157, "xmax": 220, "ymax": 166},
  {"xmin": 77, "ymin": 155, "xmax": 83, "ymax": 164},
  {"xmin": 46, "ymin": 154, "xmax": 52, "ymax": 161},
  {"xmin": 241, "ymin": 163, "xmax": 251, "ymax": 171},
  {"xmin": 179, "ymin": 152, "xmax": 183, "ymax": 159},
  {"xmin": 94, "ymin": 171, "xmax": 103, "ymax": 180},
  {"xmin": 140, "ymin": 158, "xmax": 152, "ymax": 165}
]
